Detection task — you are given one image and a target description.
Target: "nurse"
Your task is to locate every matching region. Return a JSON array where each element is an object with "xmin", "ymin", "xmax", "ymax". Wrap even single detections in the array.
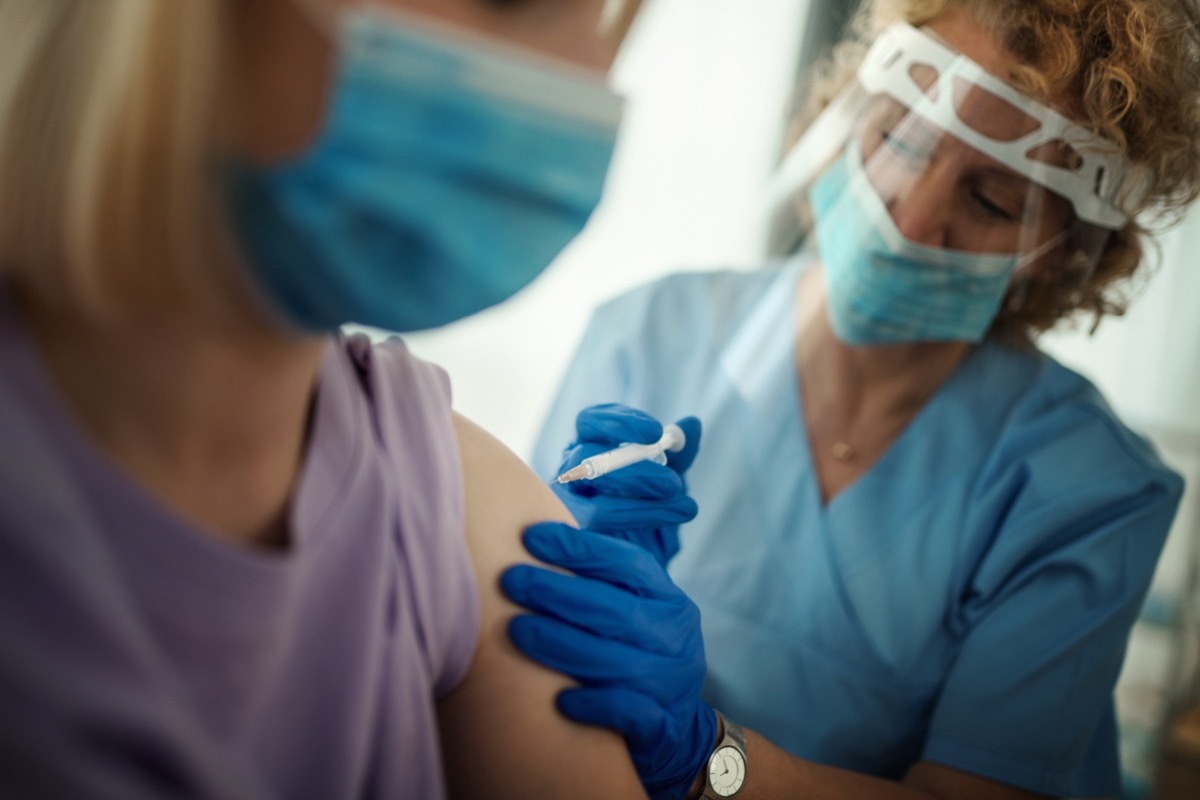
[
  {"xmin": 0, "ymin": 0, "xmax": 652, "ymax": 798},
  {"xmin": 505, "ymin": 0, "xmax": 1200, "ymax": 798}
]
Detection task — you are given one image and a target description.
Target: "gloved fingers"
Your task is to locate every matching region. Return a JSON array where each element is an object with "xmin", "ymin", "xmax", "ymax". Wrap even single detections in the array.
[
  {"xmin": 560, "ymin": 689, "xmax": 717, "ymax": 800},
  {"xmin": 665, "ymin": 416, "xmax": 702, "ymax": 474},
  {"xmin": 645, "ymin": 704, "xmax": 720, "ymax": 798},
  {"xmin": 507, "ymin": 612, "xmax": 680, "ymax": 685},
  {"xmin": 502, "ymin": 566, "xmax": 685, "ymax": 654},
  {"xmin": 562, "ymin": 459, "xmax": 684, "ymax": 500},
  {"xmin": 604, "ymin": 528, "xmax": 680, "ymax": 568},
  {"xmin": 575, "ymin": 403, "xmax": 664, "ymax": 447},
  {"xmin": 557, "ymin": 689, "xmax": 716, "ymax": 800},
  {"xmin": 584, "ymin": 494, "xmax": 698, "ymax": 532},
  {"xmin": 539, "ymin": 501, "xmax": 680, "ymax": 566},
  {"xmin": 549, "ymin": 487, "xmax": 600, "ymax": 531},
  {"xmin": 520, "ymin": 522, "xmax": 680, "ymax": 598},
  {"xmin": 555, "ymin": 686, "xmax": 670, "ymax": 749}
]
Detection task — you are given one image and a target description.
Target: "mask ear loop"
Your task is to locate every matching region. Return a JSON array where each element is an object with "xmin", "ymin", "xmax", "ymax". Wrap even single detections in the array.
[
  {"xmin": 1016, "ymin": 228, "xmax": 1072, "ymax": 269},
  {"xmin": 1003, "ymin": 177, "xmax": 1074, "ymax": 313},
  {"xmin": 1004, "ymin": 220, "xmax": 1103, "ymax": 321},
  {"xmin": 1005, "ymin": 228, "xmax": 1068, "ymax": 312}
]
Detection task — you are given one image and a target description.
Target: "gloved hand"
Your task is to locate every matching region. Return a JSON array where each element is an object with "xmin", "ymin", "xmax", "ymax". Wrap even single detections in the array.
[
  {"xmin": 502, "ymin": 521, "xmax": 717, "ymax": 800},
  {"xmin": 551, "ymin": 403, "xmax": 701, "ymax": 566}
]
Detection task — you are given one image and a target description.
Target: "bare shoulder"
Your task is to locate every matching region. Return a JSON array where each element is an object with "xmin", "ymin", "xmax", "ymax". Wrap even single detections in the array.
[
  {"xmin": 450, "ymin": 411, "xmax": 576, "ymax": 541},
  {"xmin": 436, "ymin": 413, "xmax": 645, "ymax": 800}
]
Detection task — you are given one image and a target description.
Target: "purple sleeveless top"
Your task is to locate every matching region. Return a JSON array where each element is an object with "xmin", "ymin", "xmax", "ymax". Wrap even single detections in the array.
[{"xmin": 0, "ymin": 300, "xmax": 480, "ymax": 799}]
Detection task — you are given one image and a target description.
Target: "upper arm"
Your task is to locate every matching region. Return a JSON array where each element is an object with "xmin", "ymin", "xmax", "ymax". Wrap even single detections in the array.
[{"xmin": 436, "ymin": 412, "xmax": 646, "ymax": 800}]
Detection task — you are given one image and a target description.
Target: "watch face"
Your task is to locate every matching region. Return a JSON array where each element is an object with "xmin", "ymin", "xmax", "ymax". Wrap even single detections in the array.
[{"xmin": 708, "ymin": 745, "xmax": 746, "ymax": 796}]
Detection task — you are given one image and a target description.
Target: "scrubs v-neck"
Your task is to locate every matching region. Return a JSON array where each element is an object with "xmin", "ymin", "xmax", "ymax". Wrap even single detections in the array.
[{"xmin": 532, "ymin": 256, "xmax": 1182, "ymax": 798}]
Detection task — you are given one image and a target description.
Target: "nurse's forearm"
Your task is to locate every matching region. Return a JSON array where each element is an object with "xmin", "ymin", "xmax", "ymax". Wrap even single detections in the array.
[
  {"xmin": 698, "ymin": 731, "xmax": 930, "ymax": 800},
  {"xmin": 686, "ymin": 728, "xmax": 1050, "ymax": 800}
]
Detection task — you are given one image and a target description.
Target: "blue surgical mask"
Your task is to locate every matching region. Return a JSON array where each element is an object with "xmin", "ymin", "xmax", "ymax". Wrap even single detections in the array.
[
  {"xmin": 809, "ymin": 142, "xmax": 1041, "ymax": 345},
  {"xmin": 228, "ymin": 8, "xmax": 623, "ymax": 332}
]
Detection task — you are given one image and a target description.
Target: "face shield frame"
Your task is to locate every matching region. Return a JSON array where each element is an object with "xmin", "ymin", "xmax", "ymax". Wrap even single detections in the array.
[
  {"xmin": 859, "ymin": 24, "xmax": 1140, "ymax": 230},
  {"xmin": 765, "ymin": 23, "xmax": 1139, "ymax": 263}
]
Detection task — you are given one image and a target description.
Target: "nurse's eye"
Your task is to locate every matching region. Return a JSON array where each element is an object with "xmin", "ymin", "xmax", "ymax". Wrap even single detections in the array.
[
  {"xmin": 882, "ymin": 129, "xmax": 932, "ymax": 166},
  {"xmin": 971, "ymin": 189, "xmax": 1018, "ymax": 222}
]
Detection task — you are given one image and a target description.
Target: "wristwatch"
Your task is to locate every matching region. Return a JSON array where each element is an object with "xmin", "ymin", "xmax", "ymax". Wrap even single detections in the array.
[{"xmin": 701, "ymin": 710, "xmax": 747, "ymax": 798}]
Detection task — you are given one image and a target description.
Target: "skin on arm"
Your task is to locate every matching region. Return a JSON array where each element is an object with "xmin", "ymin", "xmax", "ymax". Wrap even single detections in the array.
[{"xmin": 437, "ymin": 412, "xmax": 647, "ymax": 800}]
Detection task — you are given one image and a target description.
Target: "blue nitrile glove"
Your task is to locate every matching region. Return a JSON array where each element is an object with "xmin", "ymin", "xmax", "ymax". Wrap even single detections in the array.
[
  {"xmin": 552, "ymin": 403, "xmax": 702, "ymax": 566},
  {"xmin": 502, "ymin": 521, "xmax": 717, "ymax": 800}
]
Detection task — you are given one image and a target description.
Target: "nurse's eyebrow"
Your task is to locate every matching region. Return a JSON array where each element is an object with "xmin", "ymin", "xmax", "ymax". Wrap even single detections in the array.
[
  {"xmin": 973, "ymin": 166, "xmax": 1056, "ymax": 219},
  {"xmin": 976, "ymin": 165, "xmax": 1032, "ymax": 191}
]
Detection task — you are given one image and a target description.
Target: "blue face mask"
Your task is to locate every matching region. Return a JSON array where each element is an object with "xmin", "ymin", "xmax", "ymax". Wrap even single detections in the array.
[
  {"xmin": 809, "ymin": 142, "xmax": 1034, "ymax": 345},
  {"xmin": 228, "ymin": 8, "xmax": 623, "ymax": 332}
]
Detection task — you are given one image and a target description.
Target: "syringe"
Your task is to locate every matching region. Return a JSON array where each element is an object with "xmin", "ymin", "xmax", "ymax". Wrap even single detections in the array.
[{"xmin": 555, "ymin": 423, "xmax": 686, "ymax": 484}]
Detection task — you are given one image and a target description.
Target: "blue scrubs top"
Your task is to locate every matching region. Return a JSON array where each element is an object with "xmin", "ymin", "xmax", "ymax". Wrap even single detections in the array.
[{"xmin": 532, "ymin": 257, "xmax": 1183, "ymax": 798}]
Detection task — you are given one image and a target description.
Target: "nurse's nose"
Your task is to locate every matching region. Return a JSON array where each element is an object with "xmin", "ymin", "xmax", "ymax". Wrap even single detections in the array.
[{"xmin": 885, "ymin": 162, "xmax": 955, "ymax": 249}]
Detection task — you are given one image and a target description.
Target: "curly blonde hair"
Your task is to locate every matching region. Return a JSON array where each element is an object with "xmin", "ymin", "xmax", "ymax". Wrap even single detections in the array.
[{"xmin": 800, "ymin": 0, "xmax": 1200, "ymax": 343}]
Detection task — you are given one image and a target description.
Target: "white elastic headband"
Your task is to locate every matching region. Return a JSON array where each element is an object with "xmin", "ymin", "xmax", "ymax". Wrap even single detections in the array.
[{"xmin": 860, "ymin": 23, "xmax": 1140, "ymax": 229}]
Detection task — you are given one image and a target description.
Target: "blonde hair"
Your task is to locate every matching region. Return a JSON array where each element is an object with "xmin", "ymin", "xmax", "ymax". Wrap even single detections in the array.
[
  {"xmin": 798, "ymin": 0, "xmax": 1200, "ymax": 343},
  {"xmin": 0, "ymin": 0, "xmax": 234, "ymax": 322}
]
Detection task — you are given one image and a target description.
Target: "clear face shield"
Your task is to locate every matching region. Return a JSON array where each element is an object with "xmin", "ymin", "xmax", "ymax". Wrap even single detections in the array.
[{"xmin": 768, "ymin": 24, "xmax": 1141, "ymax": 343}]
